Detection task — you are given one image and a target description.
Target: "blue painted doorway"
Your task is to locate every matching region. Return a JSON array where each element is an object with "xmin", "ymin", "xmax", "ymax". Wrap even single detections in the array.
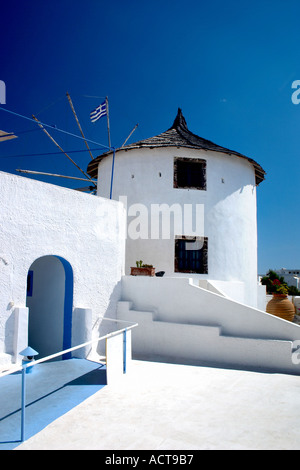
[{"xmin": 26, "ymin": 255, "xmax": 73, "ymax": 360}]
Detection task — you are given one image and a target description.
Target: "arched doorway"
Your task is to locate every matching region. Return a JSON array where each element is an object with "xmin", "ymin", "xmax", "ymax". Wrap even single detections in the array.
[{"xmin": 26, "ymin": 255, "xmax": 73, "ymax": 360}]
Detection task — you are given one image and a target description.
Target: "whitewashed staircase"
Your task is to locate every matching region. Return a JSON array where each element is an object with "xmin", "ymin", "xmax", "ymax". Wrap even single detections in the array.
[{"xmin": 117, "ymin": 277, "xmax": 300, "ymax": 375}]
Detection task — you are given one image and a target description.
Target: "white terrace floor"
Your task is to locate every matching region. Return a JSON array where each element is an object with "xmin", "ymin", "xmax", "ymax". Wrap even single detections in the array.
[{"xmin": 14, "ymin": 359, "xmax": 300, "ymax": 451}]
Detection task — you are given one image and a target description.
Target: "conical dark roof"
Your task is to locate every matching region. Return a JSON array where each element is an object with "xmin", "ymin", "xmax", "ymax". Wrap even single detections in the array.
[{"xmin": 87, "ymin": 109, "xmax": 265, "ymax": 185}]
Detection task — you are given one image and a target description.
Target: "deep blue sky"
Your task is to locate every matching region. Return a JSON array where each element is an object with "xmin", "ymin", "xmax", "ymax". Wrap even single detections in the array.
[{"xmin": 0, "ymin": 0, "xmax": 299, "ymax": 274}]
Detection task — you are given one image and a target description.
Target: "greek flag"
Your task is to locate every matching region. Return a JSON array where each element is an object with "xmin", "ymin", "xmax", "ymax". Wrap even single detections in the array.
[{"xmin": 90, "ymin": 101, "xmax": 107, "ymax": 122}]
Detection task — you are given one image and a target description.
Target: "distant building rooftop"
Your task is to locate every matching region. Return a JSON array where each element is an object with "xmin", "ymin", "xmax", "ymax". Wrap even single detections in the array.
[{"xmin": 276, "ymin": 268, "xmax": 300, "ymax": 274}]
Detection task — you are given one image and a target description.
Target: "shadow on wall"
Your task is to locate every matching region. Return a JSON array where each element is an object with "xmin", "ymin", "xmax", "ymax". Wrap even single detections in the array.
[
  {"xmin": 95, "ymin": 280, "xmax": 123, "ymax": 356},
  {"xmin": 4, "ymin": 306, "xmax": 16, "ymax": 357}
]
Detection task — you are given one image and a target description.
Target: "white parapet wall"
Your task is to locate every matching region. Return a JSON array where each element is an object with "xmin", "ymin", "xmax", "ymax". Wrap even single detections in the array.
[
  {"xmin": 0, "ymin": 171, "xmax": 126, "ymax": 366},
  {"xmin": 117, "ymin": 276, "xmax": 300, "ymax": 374}
]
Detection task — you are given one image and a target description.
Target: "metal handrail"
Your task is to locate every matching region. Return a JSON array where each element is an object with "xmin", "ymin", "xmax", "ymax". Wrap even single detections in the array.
[
  {"xmin": 0, "ymin": 317, "xmax": 137, "ymax": 377},
  {"xmin": 0, "ymin": 317, "xmax": 138, "ymax": 442}
]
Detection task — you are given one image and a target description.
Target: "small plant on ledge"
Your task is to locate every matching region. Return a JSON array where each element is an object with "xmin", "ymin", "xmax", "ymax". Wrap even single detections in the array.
[{"xmin": 131, "ymin": 260, "xmax": 155, "ymax": 276}]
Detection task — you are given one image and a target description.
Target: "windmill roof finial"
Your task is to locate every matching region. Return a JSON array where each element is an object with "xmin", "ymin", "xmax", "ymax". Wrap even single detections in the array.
[{"xmin": 170, "ymin": 108, "xmax": 188, "ymax": 130}]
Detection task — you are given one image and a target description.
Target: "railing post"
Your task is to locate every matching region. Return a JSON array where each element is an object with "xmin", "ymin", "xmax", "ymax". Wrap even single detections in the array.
[
  {"xmin": 123, "ymin": 329, "xmax": 127, "ymax": 373},
  {"xmin": 0, "ymin": 318, "xmax": 137, "ymax": 445},
  {"xmin": 21, "ymin": 366, "xmax": 26, "ymax": 442}
]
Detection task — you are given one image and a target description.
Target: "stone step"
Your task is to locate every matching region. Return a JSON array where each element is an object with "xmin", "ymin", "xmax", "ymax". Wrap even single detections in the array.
[{"xmin": 117, "ymin": 301, "xmax": 300, "ymax": 374}]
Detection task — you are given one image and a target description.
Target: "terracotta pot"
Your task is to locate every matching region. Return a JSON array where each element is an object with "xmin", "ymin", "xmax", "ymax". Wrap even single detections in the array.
[
  {"xmin": 266, "ymin": 294, "xmax": 295, "ymax": 322},
  {"xmin": 130, "ymin": 267, "xmax": 155, "ymax": 277}
]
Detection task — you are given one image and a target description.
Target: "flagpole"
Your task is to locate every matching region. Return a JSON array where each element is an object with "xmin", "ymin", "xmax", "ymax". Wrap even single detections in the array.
[
  {"xmin": 106, "ymin": 96, "xmax": 111, "ymax": 149},
  {"xmin": 109, "ymin": 148, "xmax": 115, "ymax": 200},
  {"xmin": 106, "ymin": 96, "xmax": 114, "ymax": 199},
  {"xmin": 90, "ymin": 96, "xmax": 113, "ymax": 198}
]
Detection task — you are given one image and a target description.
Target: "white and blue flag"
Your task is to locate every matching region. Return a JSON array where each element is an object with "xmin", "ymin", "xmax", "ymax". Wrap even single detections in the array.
[{"xmin": 90, "ymin": 101, "xmax": 107, "ymax": 122}]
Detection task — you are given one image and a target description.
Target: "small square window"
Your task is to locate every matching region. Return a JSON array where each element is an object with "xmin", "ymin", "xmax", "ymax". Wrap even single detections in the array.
[
  {"xmin": 175, "ymin": 236, "xmax": 208, "ymax": 274},
  {"xmin": 174, "ymin": 157, "xmax": 206, "ymax": 190}
]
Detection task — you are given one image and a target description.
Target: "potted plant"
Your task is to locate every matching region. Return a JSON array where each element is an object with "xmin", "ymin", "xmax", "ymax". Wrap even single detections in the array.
[
  {"xmin": 266, "ymin": 279, "xmax": 295, "ymax": 322},
  {"xmin": 130, "ymin": 260, "xmax": 155, "ymax": 277}
]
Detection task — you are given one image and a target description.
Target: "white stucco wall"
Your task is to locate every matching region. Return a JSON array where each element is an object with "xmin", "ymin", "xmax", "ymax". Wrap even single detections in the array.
[
  {"xmin": 96, "ymin": 146, "xmax": 258, "ymax": 306},
  {"xmin": 0, "ymin": 171, "xmax": 126, "ymax": 364}
]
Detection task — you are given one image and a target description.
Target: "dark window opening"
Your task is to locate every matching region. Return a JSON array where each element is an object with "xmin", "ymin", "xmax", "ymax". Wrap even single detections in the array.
[
  {"xmin": 175, "ymin": 237, "xmax": 208, "ymax": 274},
  {"xmin": 174, "ymin": 157, "xmax": 206, "ymax": 190},
  {"xmin": 27, "ymin": 270, "xmax": 33, "ymax": 296}
]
